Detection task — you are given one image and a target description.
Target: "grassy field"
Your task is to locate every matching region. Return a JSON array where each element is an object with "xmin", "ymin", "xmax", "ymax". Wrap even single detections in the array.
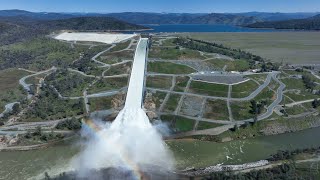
[
  {"xmin": 186, "ymin": 32, "xmax": 320, "ymax": 64},
  {"xmin": 203, "ymin": 99, "xmax": 229, "ymax": 120},
  {"xmin": 109, "ymin": 40, "xmax": 131, "ymax": 52},
  {"xmin": 285, "ymin": 105, "xmax": 308, "ymax": 116},
  {"xmin": 206, "ymin": 59, "xmax": 250, "ymax": 72},
  {"xmin": 103, "ymin": 62, "xmax": 131, "ymax": 76},
  {"xmin": 189, "ymin": 81, "xmax": 229, "ymax": 97},
  {"xmin": 254, "ymin": 87, "xmax": 275, "ymax": 106},
  {"xmin": 196, "ymin": 121, "xmax": 221, "ymax": 130},
  {"xmin": 173, "ymin": 76, "xmax": 190, "ymax": 92},
  {"xmin": 149, "ymin": 47, "xmax": 205, "ymax": 60},
  {"xmin": 231, "ymin": 101, "xmax": 254, "ymax": 120},
  {"xmin": 148, "ymin": 62, "xmax": 195, "ymax": 74},
  {"xmin": 161, "ymin": 38, "xmax": 177, "ymax": 46},
  {"xmin": 100, "ymin": 50, "xmax": 134, "ymax": 63},
  {"xmin": 146, "ymin": 76, "xmax": 172, "ymax": 90},
  {"xmin": 88, "ymin": 77, "xmax": 128, "ymax": 94},
  {"xmin": 0, "ymin": 69, "xmax": 30, "ymax": 112},
  {"xmin": 245, "ymin": 74, "xmax": 268, "ymax": 84},
  {"xmin": 160, "ymin": 115, "xmax": 195, "ymax": 132},
  {"xmin": 231, "ymin": 80, "xmax": 259, "ymax": 98},
  {"xmin": 163, "ymin": 94, "xmax": 181, "ymax": 112},
  {"xmin": 89, "ymin": 96, "xmax": 115, "ymax": 111}
]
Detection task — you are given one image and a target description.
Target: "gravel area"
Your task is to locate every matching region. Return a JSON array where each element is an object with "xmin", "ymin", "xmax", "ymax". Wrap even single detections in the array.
[
  {"xmin": 192, "ymin": 74, "xmax": 248, "ymax": 85},
  {"xmin": 180, "ymin": 96, "xmax": 204, "ymax": 117}
]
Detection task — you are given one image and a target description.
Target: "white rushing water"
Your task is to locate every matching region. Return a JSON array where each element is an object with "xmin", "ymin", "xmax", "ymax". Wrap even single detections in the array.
[{"xmin": 71, "ymin": 38, "xmax": 174, "ymax": 179}]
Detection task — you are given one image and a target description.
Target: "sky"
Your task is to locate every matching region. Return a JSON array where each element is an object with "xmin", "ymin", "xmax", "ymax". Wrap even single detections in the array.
[{"xmin": 1, "ymin": 0, "xmax": 319, "ymax": 13}]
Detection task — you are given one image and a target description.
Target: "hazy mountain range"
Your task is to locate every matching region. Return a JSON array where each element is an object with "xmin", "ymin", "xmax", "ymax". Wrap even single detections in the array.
[
  {"xmin": 247, "ymin": 14, "xmax": 320, "ymax": 30},
  {"xmin": 0, "ymin": 10, "xmax": 319, "ymax": 26}
]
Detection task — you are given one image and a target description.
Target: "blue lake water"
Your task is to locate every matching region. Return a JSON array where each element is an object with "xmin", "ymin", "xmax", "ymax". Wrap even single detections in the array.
[{"xmin": 140, "ymin": 24, "xmax": 292, "ymax": 33}]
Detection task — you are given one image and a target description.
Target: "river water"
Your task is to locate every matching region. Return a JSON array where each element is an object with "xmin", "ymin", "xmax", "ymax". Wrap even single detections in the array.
[{"xmin": 1, "ymin": 127, "xmax": 320, "ymax": 180}]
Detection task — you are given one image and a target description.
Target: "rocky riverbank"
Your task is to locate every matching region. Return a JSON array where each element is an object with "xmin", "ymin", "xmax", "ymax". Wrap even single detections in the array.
[{"xmin": 180, "ymin": 160, "xmax": 269, "ymax": 177}]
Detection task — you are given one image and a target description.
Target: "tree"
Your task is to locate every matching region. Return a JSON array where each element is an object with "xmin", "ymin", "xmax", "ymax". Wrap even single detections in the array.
[
  {"xmin": 33, "ymin": 126, "xmax": 42, "ymax": 136},
  {"xmin": 11, "ymin": 103, "xmax": 20, "ymax": 114}
]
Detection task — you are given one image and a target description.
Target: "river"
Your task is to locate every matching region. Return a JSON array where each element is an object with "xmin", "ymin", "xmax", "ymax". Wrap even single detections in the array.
[{"xmin": 1, "ymin": 127, "xmax": 320, "ymax": 180}]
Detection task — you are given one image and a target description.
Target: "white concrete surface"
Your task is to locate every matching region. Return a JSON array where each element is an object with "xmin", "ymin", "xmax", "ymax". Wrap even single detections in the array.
[
  {"xmin": 54, "ymin": 32, "xmax": 136, "ymax": 44},
  {"xmin": 125, "ymin": 38, "xmax": 148, "ymax": 108}
]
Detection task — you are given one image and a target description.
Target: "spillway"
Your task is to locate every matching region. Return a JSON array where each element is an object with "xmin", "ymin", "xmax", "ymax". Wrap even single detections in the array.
[
  {"xmin": 72, "ymin": 37, "xmax": 174, "ymax": 179},
  {"xmin": 125, "ymin": 38, "xmax": 149, "ymax": 109}
]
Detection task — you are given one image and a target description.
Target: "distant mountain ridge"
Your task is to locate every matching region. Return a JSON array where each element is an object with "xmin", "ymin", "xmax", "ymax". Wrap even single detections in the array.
[
  {"xmin": 0, "ymin": 10, "xmax": 319, "ymax": 27},
  {"xmin": 235, "ymin": 12, "xmax": 319, "ymax": 21},
  {"xmin": 246, "ymin": 14, "xmax": 320, "ymax": 30},
  {"xmin": 0, "ymin": 10, "xmax": 261, "ymax": 25}
]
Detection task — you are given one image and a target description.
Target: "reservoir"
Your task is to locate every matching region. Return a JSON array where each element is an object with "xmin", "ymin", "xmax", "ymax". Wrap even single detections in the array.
[
  {"xmin": 141, "ymin": 24, "xmax": 293, "ymax": 33},
  {"xmin": 1, "ymin": 127, "xmax": 320, "ymax": 179}
]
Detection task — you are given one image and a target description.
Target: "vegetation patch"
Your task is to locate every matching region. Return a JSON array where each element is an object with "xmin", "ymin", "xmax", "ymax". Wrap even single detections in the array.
[
  {"xmin": 245, "ymin": 73, "xmax": 268, "ymax": 84},
  {"xmin": 103, "ymin": 62, "xmax": 131, "ymax": 76},
  {"xmin": 148, "ymin": 62, "xmax": 195, "ymax": 74},
  {"xmin": 146, "ymin": 76, "xmax": 172, "ymax": 90},
  {"xmin": 160, "ymin": 115, "xmax": 195, "ymax": 133},
  {"xmin": 163, "ymin": 94, "xmax": 181, "ymax": 113},
  {"xmin": 89, "ymin": 96, "xmax": 115, "ymax": 111},
  {"xmin": 230, "ymin": 101, "xmax": 254, "ymax": 120},
  {"xmin": 149, "ymin": 91, "xmax": 167, "ymax": 111},
  {"xmin": 87, "ymin": 77, "xmax": 128, "ymax": 94},
  {"xmin": 149, "ymin": 46, "xmax": 205, "ymax": 60},
  {"xmin": 22, "ymin": 85, "xmax": 84, "ymax": 121},
  {"xmin": 110, "ymin": 40, "xmax": 131, "ymax": 52},
  {"xmin": 231, "ymin": 80, "xmax": 259, "ymax": 98},
  {"xmin": 196, "ymin": 121, "xmax": 221, "ymax": 130},
  {"xmin": 203, "ymin": 99, "xmax": 229, "ymax": 120},
  {"xmin": 284, "ymin": 105, "xmax": 308, "ymax": 116},
  {"xmin": 1, "ymin": 38, "xmax": 84, "ymax": 71},
  {"xmin": 0, "ymin": 68, "xmax": 30, "ymax": 112},
  {"xmin": 100, "ymin": 50, "xmax": 134, "ymax": 63},
  {"xmin": 189, "ymin": 81, "xmax": 228, "ymax": 97},
  {"xmin": 173, "ymin": 76, "xmax": 190, "ymax": 92},
  {"xmin": 205, "ymin": 58, "xmax": 250, "ymax": 71},
  {"xmin": 46, "ymin": 69, "xmax": 94, "ymax": 97}
]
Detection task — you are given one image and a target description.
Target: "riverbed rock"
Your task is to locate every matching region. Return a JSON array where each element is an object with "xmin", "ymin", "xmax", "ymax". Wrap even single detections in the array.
[
  {"xmin": 146, "ymin": 111, "xmax": 158, "ymax": 120},
  {"xmin": 111, "ymin": 93, "xmax": 125, "ymax": 110},
  {"xmin": 144, "ymin": 92, "xmax": 156, "ymax": 111},
  {"xmin": 8, "ymin": 137, "xmax": 20, "ymax": 146}
]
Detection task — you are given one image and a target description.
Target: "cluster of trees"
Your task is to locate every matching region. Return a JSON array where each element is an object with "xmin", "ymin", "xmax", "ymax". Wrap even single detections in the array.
[
  {"xmin": 55, "ymin": 117, "xmax": 82, "ymax": 131},
  {"xmin": 206, "ymin": 163, "xmax": 313, "ymax": 180},
  {"xmin": 0, "ymin": 37, "xmax": 79, "ymax": 70},
  {"xmin": 23, "ymin": 85, "xmax": 84, "ymax": 121},
  {"xmin": 250, "ymin": 100, "xmax": 267, "ymax": 115},
  {"xmin": 312, "ymin": 99, "xmax": 320, "ymax": 108},
  {"xmin": 46, "ymin": 69, "xmax": 90, "ymax": 96},
  {"xmin": 25, "ymin": 126, "xmax": 65, "ymax": 142},
  {"xmin": 267, "ymin": 146, "xmax": 320, "ymax": 161},
  {"xmin": 302, "ymin": 75, "xmax": 316, "ymax": 90}
]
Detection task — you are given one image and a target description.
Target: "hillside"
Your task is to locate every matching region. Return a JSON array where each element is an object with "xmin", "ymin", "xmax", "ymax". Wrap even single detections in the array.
[
  {"xmin": 187, "ymin": 13, "xmax": 261, "ymax": 25},
  {"xmin": 0, "ymin": 10, "xmax": 260, "ymax": 25},
  {"xmin": 38, "ymin": 17, "xmax": 147, "ymax": 31},
  {"xmin": 107, "ymin": 12, "xmax": 261, "ymax": 25},
  {"xmin": 246, "ymin": 14, "xmax": 320, "ymax": 30},
  {"xmin": 236, "ymin": 12, "xmax": 319, "ymax": 21},
  {"xmin": 0, "ymin": 16, "xmax": 146, "ymax": 45}
]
